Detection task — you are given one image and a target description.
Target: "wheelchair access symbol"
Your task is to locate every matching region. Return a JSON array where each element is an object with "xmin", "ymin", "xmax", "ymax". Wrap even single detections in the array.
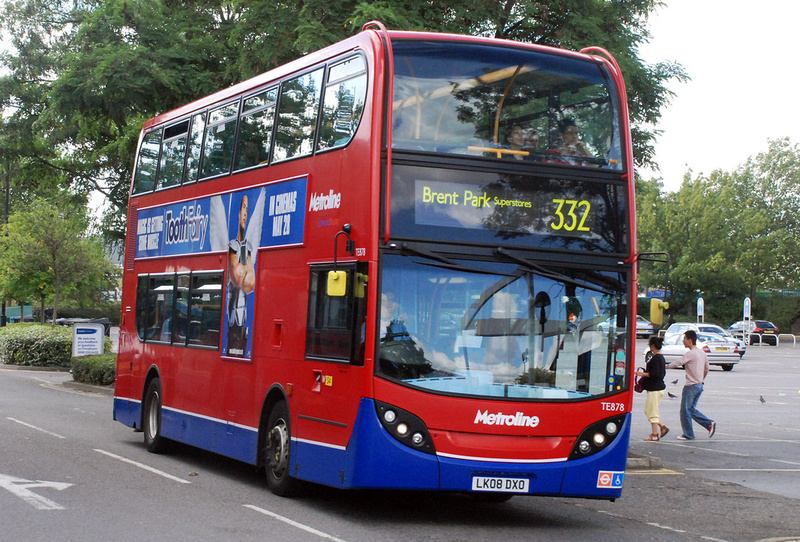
[{"xmin": 597, "ymin": 470, "xmax": 624, "ymax": 488}]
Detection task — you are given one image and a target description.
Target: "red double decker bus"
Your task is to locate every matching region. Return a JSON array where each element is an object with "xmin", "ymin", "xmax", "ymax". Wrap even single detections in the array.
[{"xmin": 114, "ymin": 23, "xmax": 637, "ymax": 500}]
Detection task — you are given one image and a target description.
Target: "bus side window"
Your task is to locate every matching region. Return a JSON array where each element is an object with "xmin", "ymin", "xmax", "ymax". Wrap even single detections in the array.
[
  {"xmin": 200, "ymin": 101, "xmax": 239, "ymax": 179},
  {"xmin": 158, "ymin": 120, "xmax": 190, "ymax": 190},
  {"xmin": 133, "ymin": 129, "xmax": 162, "ymax": 194},
  {"xmin": 147, "ymin": 275, "xmax": 175, "ymax": 343},
  {"xmin": 318, "ymin": 55, "xmax": 367, "ymax": 151},
  {"xmin": 273, "ymin": 68, "xmax": 324, "ymax": 162},
  {"xmin": 174, "ymin": 274, "xmax": 190, "ymax": 346},
  {"xmin": 136, "ymin": 275, "xmax": 149, "ymax": 342},
  {"xmin": 234, "ymin": 87, "xmax": 277, "ymax": 171},
  {"xmin": 184, "ymin": 112, "xmax": 206, "ymax": 184},
  {"xmin": 187, "ymin": 273, "xmax": 223, "ymax": 348},
  {"xmin": 306, "ymin": 264, "xmax": 368, "ymax": 363}
]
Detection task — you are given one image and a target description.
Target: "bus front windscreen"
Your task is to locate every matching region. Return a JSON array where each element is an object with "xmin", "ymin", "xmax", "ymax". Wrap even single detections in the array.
[
  {"xmin": 377, "ymin": 253, "xmax": 629, "ymax": 400},
  {"xmin": 391, "ymin": 40, "xmax": 624, "ymax": 169}
]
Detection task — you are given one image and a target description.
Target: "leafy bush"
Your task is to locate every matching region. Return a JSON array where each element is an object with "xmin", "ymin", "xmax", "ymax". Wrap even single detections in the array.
[
  {"xmin": 0, "ymin": 323, "xmax": 73, "ymax": 367},
  {"xmin": 71, "ymin": 353, "xmax": 116, "ymax": 386}
]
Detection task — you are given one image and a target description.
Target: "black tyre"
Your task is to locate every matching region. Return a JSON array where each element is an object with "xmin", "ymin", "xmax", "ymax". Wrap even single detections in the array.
[
  {"xmin": 721, "ymin": 364, "xmax": 734, "ymax": 372},
  {"xmin": 143, "ymin": 379, "xmax": 168, "ymax": 453},
  {"xmin": 265, "ymin": 402, "xmax": 299, "ymax": 496}
]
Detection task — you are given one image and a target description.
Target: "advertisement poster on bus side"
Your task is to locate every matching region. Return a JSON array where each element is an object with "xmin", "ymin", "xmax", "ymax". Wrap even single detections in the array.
[{"xmin": 134, "ymin": 176, "xmax": 308, "ymax": 359}]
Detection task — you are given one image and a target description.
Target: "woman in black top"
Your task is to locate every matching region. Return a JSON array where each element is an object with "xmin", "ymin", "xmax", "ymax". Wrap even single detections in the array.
[{"xmin": 636, "ymin": 336, "xmax": 669, "ymax": 441}]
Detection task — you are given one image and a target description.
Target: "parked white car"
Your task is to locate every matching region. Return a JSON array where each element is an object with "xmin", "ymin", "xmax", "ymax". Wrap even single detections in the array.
[
  {"xmin": 646, "ymin": 332, "xmax": 741, "ymax": 371},
  {"xmin": 664, "ymin": 322, "xmax": 746, "ymax": 358}
]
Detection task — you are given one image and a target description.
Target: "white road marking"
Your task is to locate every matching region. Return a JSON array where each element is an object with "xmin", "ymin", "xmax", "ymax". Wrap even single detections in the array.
[
  {"xmin": 93, "ymin": 449, "xmax": 190, "ymax": 484},
  {"xmin": 244, "ymin": 504, "xmax": 348, "ymax": 542},
  {"xmin": 0, "ymin": 473, "xmax": 72, "ymax": 510},
  {"xmin": 6, "ymin": 417, "xmax": 66, "ymax": 439}
]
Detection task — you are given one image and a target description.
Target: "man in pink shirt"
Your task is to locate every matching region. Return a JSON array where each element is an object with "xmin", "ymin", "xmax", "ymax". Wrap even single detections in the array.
[{"xmin": 667, "ymin": 330, "xmax": 717, "ymax": 440}]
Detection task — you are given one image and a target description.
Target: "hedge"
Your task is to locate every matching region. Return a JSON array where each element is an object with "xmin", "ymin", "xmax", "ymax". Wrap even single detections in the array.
[
  {"xmin": 0, "ymin": 323, "xmax": 73, "ymax": 367},
  {"xmin": 71, "ymin": 353, "xmax": 116, "ymax": 386},
  {"xmin": 0, "ymin": 324, "xmax": 116, "ymax": 387}
]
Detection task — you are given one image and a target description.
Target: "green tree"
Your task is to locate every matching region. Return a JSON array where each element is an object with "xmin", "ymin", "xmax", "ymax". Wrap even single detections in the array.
[
  {"xmin": 1, "ymin": 0, "xmax": 686, "ymax": 244},
  {"xmin": 636, "ymin": 139, "xmax": 800, "ymax": 322},
  {"xmin": 0, "ymin": 197, "xmax": 117, "ymax": 324}
]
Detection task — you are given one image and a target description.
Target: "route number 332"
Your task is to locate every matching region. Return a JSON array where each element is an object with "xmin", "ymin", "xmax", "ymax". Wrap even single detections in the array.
[{"xmin": 550, "ymin": 199, "xmax": 591, "ymax": 232}]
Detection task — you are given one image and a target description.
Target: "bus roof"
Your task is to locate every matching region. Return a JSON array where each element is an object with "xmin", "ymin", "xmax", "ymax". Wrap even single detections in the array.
[{"xmin": 141, "ymin": 27, "xmax": 610, "ymax": 133}]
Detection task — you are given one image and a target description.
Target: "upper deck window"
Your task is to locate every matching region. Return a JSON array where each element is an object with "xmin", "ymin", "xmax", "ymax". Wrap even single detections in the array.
[
  {"xmin": 234, "ymin": 87, "xmax": 278, "ymax": 171},
  {"xmin": 133, "ymin": 130, "xmax": 162, "ymax": 194},
  {"xmin": 273, "ymin": 68, "xmax": 324, "ymax": 162},
  {"xmin": 200, "ymin": 101, "xmax": 239, "ymax": 179},
  {"xmin": 319, "ymin": 55, "xmax": 368, "ymax": 151},
  {"xmin": 391, "ymin": 41, "xmax": 623, "ymax": 170},
  {"xmin": 158, "ymin": 120, "xmax": 190, "ymax": 190}
]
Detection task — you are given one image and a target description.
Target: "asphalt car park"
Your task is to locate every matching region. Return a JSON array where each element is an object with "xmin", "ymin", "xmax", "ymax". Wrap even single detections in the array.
[{"xmin": 630, "ymin": 336, "xmax": 800, "ymax": 502}]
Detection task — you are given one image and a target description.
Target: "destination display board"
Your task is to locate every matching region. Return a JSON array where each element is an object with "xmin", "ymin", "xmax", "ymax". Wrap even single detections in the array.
[{"xmin": 389, "ymin": 164, "xmax": 628, "ymax": 254}]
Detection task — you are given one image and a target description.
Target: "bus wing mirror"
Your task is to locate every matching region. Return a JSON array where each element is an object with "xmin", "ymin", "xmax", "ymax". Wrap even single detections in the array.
[
  {"xmin": 327, "ymin": 270, "xmax": 348, "ymax": 297},
  {"xmin": 355, "ymin": 273, "xmax": 368, "ymax": 298}
]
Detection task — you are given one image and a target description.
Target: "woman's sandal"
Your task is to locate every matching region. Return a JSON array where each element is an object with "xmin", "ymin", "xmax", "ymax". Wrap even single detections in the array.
[
  {"xmin": 660, "ymin": 426, "xmax": 670, "ymax": 438},
  {"xmin": 643, "ymin": 434, "xmax": 660, "ymax": 441}
]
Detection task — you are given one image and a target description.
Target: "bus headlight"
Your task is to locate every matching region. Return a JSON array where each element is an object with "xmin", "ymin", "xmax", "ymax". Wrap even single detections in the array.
[
  {"xmin": 375, "ymin": 401, "xmax": 436, "ymax": 455},
  {"xmin": 568, "ymin": 415, "xmax": 626, "ymax": 460}
]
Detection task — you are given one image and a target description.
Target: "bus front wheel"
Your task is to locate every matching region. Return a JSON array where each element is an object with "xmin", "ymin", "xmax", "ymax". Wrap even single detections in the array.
[
  {"xmin": 143, "ymin": 379, "xmax": 168, "ymax": 453},
  {"xmin": 265, "ymin": 402, "xmax": 299, "ymax": 496}
]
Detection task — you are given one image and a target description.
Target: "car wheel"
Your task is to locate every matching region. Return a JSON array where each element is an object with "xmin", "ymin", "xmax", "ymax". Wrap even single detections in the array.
[{"xmin": 721, "ymin": 364, "xmax": 734, "ymax": 372}]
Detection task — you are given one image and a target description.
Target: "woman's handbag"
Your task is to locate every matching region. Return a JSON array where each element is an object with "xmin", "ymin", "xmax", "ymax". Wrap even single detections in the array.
[{"xmin": 634, "ymin": 371, "xmax": 644, "ymax": 393}]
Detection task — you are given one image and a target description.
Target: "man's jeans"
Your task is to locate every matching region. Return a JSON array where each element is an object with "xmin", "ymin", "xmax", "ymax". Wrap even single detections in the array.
[{"xmin": 680, "ymin": 383, "xmax": 714, "ymax": 439}]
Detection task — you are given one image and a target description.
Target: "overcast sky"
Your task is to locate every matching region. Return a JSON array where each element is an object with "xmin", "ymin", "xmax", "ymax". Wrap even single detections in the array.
[{"xmin": 638, "ymin": 0, "xmax": 800, "ymax": 191}]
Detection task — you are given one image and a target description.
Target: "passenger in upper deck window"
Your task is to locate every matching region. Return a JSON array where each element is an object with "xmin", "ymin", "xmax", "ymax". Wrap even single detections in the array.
[
  {"xmin": 506, "ymin": 123, "xmax": 527, "ymax": 160},
  {"xmin": 548, "ymin": 118, "xmax": 591, "ymax": 157},
  {"xmin": 523, "ymin": 128, "xmax": 540, "ymax": 154}
]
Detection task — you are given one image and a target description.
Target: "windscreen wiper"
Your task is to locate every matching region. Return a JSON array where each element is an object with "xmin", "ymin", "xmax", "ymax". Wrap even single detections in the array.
[
  {"xmin": 495, "ymin": 246, "xmax": 619, "ymax": 296},
  {"xmin": 400, "ymin": 242, "xmax": 515, "ymax": 277}
]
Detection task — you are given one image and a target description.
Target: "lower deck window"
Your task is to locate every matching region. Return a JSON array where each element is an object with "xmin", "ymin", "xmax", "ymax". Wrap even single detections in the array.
[{"xmin": 135, "ymin": 271, "xmax": 223, "ymax": 349}]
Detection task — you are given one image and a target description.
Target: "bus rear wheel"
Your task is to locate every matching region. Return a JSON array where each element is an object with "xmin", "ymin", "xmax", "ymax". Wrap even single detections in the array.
[
  {"xmin": 143, "ymin": 379, "xmax": 168, "ymax": 453},
  {"xmin": 265, "ymin": 402, "xmax": 299, "ymax": 496}
]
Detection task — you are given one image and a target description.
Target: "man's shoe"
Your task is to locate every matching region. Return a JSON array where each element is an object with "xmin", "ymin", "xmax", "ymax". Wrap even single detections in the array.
[
  {"xmin": 709, "ymin": 421, "xmax": 716, "ymax": 438},
  {"xmin": 676, "ymin": 435, "xmax": 694, "ymax": 440}
]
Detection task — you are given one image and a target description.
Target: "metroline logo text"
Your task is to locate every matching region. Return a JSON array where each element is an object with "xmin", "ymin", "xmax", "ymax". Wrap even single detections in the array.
[
  {"xmin": 308, "ymin": 190, "xmax": 341, "ymax": 212},
  {"xmin": 474, "ymin": 410, "xmax": 540, "ymax": 427}
]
